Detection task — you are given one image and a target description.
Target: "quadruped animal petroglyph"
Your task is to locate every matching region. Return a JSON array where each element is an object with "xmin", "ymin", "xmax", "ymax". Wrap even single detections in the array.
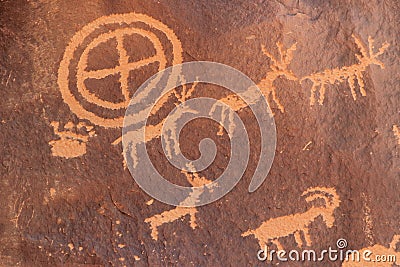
[
  {"xmin": 301, "ymin": 35, "xmax": 389, "ymax": 105},
  {"xmin": 242, "ymin": 187, "xmax": 340, "ymax": 250},
  {"xmin": 144, "ymin": 163, "xmax": 211, "ymax": 240}
]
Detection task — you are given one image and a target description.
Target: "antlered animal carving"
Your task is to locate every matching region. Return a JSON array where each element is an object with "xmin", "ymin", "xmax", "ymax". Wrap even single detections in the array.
[
  {"xmin": 209, "ymin": 42, "xmax": 297, "ymax": 135},
  {"xmin": 258, "ymin": 42, "xmax": 298, "ymax": 113},
  {"xmin": 242, "ymin": 187, "xmax": 340, "ymax": 250},
  {"xmin": 214, "ymin": 42, "xmax": 297, "ymax": 116},
  {"xmin": 301, "ymin": 35, "xmax": 389, "ymax": 105}
]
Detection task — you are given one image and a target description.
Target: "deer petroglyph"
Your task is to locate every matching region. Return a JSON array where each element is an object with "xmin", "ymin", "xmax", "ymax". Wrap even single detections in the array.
[
  {"xmin": 301, "ymin": 35, "xmax": 389, "ymax": 105},
  {"xmin": 210, "ymin": 42, "xmax": 297, "ymax": 135}
]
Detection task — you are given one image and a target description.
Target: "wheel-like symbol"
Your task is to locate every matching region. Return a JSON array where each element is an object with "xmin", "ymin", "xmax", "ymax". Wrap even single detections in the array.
[{"xmin": 58, "ymin": 13, "xmax": 183, "ymax": 128}]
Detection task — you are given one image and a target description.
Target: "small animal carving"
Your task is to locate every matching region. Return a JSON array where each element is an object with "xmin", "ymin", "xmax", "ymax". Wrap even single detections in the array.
[
  {"xmin": 342, "ymin": 235, "xmax": 400, "ymax": 266},
  {"xmin": 242, "ymin": 187, "xmax": 340, "ymax": 250},
  {"xmin": 144, "ymin": 164, "xmax": 211, "ymax": 240}
]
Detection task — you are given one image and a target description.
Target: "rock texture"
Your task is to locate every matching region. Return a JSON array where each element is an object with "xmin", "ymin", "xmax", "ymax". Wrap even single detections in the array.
[{"xmin": 0, "ymin": 0, "xmax": 399, "ymax": 266}]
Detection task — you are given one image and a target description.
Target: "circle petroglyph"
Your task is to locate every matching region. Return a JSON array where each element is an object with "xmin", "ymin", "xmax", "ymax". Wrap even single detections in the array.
[{"xmin": 58, "ymin": 13, "xmax": 183, "ymax": 128}]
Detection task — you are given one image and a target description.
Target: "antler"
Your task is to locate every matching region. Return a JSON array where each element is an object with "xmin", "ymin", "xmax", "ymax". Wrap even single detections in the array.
[
  {"xmin": 279, "ymin": 42, "xmax": 297, "ymax": 67},
  {"xmin": 174, "ymin": 76, "xmax": 198, "ymax": 105},
  {"xmin": 261, "ymin": 42, "xmax": 297, "ymax": 71},
  {"xmin": 261, "ymin": 44, "xmax": 278, "ymax": 67},
  {"xmin": 353, "ymin": 35, "xmax": 389, "ymax": 68},
  {"xmin": 261, "ymin": 42, "xmax": 297, "ymax": 70}
]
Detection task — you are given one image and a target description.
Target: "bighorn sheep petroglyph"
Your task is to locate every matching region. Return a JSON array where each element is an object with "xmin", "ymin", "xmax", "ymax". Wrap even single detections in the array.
[{"xmin": 242, "ymin": 187, "xmax": 340, "ymax": 250}]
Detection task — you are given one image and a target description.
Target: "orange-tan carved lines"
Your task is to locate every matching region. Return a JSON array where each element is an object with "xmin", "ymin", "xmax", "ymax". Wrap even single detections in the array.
[
  {"xmin": 82, "ymin": 55, "xmax": 160, "ymax": 80},
  {"xmin": 242, "ymin": 187, "xmax": 340, "ymax": 250},
  {"xmin": 342, "ymin": 235, "xmax": 400, "ymax": 267},
  {"xmin": 49, "ymin": 121, "xmax": 95, "ymax": 159},
  {"xmin": 209, "ymin": 100, "xmax": 236, "ymax": 136},
  {"xmin": 214, "ymin": 42, "xmax": 297, "ymax": 116},
  {"xmin": 76, "ymin": 28, "xmax": 167, "ymax": 110},
  {"xmin": 301, "ymin": 35, "xmax": 389, "ymax": 106},
  {"xmin": 173, "ymin": 79, "xmax": 198, "ymax": 105},
  {"xmin": 208, "ymin": 43, "xmax": 297, "ymax": 136},
  {"xmin": 258, "ymin": 42, "xmax": 298, "ymax": 114},
  {"xmin": 362, "ymin": 193, "xmax": 374, "ymax": 246},
  {"xmin": 115, "ymin": 80, "xmax": 198, "ymax": 164},
  {"xmin": 145, "ymin": 164, "xmax": 212, "ymax": 241},
  {"xmin": 116, "ymin": 32, "xmax": 131, "ymax": 102},
  {"xmin": 393, "ymin": 125, "xmax": 400, "ymax": 145},
  {"xmin": 144, "ymin": 207, "xmax": 197, "ymax": 241},
  {"xmin": 165, "ymin": 80, "xmax": 199, "ymax": 156},
  {"xmin": 58, "ymin": 13, "xmax": 183, "ymax": 128}
]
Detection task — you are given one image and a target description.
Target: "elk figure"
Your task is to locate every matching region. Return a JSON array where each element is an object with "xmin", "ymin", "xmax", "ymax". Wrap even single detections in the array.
[
  {"xmin": 209, "ymin": 42, "xmax": 297, "ymax": 136},
  {"xmin": 258, "ymin": 42, "xmax": 298, "ymax": 114},
  {"xmin": 301, "ymin": 35, "xmax": 389, "ymax": 105},
  {"xmin": 242, "ymin": 187, "xmax": 340, "ymax": 250}
]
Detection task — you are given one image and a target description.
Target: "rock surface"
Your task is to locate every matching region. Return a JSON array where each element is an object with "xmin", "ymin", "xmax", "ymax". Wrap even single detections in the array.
[{"xmin": 0, "ymin": 0, "xmax": 399, "ymax": 266}]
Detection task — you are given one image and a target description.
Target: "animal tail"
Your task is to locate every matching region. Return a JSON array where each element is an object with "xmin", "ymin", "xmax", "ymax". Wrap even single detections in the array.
[
  {"xmin": 300, "ymin": 76, "xmax": 310, "ymax": 84},
  {"xmin": 242, "ymin": 229, "xmax": 254, "ymax": 237}
]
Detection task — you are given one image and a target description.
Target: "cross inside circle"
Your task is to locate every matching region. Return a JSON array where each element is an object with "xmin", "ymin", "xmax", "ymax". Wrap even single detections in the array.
[{"xmin": 76, "ymin": 28, "xmax": 167, "ymax": 110}]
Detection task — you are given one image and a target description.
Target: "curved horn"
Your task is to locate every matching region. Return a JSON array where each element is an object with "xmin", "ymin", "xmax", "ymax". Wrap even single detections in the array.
[{"xmin": 302, "ymin": 187, "xmax": 340, "ymax": 209}]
